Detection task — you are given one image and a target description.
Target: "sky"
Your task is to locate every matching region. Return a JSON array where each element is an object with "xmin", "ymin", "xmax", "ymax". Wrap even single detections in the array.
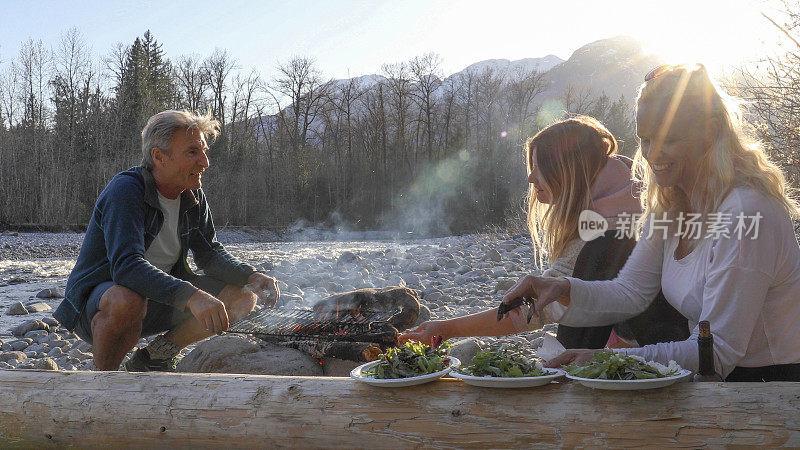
[{"xmin": 0, "ymin": 0, "xmax": 790, "ymax": 82}]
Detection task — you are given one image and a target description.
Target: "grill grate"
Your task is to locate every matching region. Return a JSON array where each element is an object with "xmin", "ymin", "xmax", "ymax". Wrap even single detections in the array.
[{"xmin": 229, "ymin": 307, "xmax": 396, "ymax": 340}]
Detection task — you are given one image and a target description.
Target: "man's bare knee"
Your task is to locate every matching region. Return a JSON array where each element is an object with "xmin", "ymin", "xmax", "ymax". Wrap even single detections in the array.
[{"xmin": 98, "ymin": 285, "xmax": 147, "ymax": 323}]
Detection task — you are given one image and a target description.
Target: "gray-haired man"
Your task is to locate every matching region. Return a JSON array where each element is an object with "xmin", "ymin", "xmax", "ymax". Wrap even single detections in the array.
[{"xmin": 54, "ymin": 110, "xmax": 279, "ymax": 371}]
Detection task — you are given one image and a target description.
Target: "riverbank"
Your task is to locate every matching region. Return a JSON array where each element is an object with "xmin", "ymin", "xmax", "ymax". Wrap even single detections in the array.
[{"xmin": 1, "ymin": 231, "xmax": 549, "ymax": 371}]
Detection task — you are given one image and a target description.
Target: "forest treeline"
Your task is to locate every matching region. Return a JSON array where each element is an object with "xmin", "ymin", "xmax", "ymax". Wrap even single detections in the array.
[{"xmin": 1, "ymin": 5, "xmax": 798, "ymax": 234}]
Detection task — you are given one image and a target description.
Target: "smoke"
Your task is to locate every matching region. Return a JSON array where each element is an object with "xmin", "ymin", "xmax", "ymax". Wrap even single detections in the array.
[
  {"xmin": 537, "ymin": 99, "xmax": 567, "ymax": 128},
  {"xmin": 283, "ymin": 137, "xmax": 532, "ymax": 240},
  {"xmin": 283, "ymin": 211, "xmax": 405, "ymax": 241},
  {"xmin": 379, "ymin": 149, "xmax": 479, "ymax": 237}
]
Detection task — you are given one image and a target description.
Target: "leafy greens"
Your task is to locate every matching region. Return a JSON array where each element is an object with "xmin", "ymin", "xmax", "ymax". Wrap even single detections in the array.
[
  {"xmin": 460, "ymin": 343, "xmax": 547, "ymax": 378},
  {"xmin": 363, "ymin": 341, "xmax": 451, "ymax": 379},
  {"xmin": 567, "ymin": 351, "xmax": 679, "ymax": 380}
]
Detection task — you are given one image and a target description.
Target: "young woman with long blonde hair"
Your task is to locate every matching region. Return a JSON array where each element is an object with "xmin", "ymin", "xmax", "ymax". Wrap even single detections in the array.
[{"xmin": 507, "ymin": 64, "xmax": 800, "ymax": 381}]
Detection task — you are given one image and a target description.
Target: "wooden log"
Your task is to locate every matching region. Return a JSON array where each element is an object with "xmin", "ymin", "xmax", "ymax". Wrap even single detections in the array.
[{"xmin": 1, "ymin": 369, "xmax": 799, "ymax": 448}]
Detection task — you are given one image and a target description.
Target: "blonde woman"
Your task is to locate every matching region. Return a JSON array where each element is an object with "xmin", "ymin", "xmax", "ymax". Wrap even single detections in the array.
[
  {"xmin": 507, "ymin": 64, "xmax": 800, "ymax": 381},
  {"xmin": 400, "ymin": 116, "xmax": 688, "ymax": 348}
]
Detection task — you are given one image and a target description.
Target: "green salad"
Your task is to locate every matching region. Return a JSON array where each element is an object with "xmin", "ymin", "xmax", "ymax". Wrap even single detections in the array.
[
  {"xmin": 566, "ymin": 351, "xmax": 679, "ymax": 380},
  {"xmin": 363, "ymin": 341, "xmax": 452, "ymax": 379},
  {"xmin": 460, "ymin": 344, "xmax": 547, "ymax": 378}
]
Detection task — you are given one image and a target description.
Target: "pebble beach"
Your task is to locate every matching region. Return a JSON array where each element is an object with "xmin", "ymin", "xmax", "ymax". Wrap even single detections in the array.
[{"xmin": 0, "ymin": 230, "xmax": 553, "ymax": 372}]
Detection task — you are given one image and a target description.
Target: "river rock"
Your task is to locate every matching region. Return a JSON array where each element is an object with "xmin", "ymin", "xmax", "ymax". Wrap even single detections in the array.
[
  {"xmin": 485, "ymin": 249, "xmax": 502, "ymax": 262},
  {"xmin": 41, "ymin": 317, "xmax": 60, "ymax": 327},
  {"xmin": 68, "ymin": 348, "xmax": 93, "ymax": 360},
  {"xmin": 415, "ymin": 304, "xmax": 431, "ymax": 326},
  {"xmin": 6, "ymin": 301, "xmax": 29, "ymax": 315},
  {"xmin": 25, "ymin": 301, "xmax": 53, "ymax": 313},
  {"xmin": 76, "ymin": 341, "xmax": 92, "ymax": 353},
  {"xmin": 176, "ymin": 334, "xmax": 323, "ymax": 376},
  {"xmin": 47, "ymin": 346, "xmax": 64, "ymax": 358},
  {"xmin": 0, "ymin": 351, "xmax": 27, "ymax": 363},
  {"xmin": 385, "ymin": 274, "xmax": 406, "ymax": 287},
  {"xmin": 410, "ymin": 262, "xmax": 438, "ymax": 273},
  {"xmin": 400, "ymin": 273, "xmax": 421, "ymax": 286},
  {"xmin": 25, "ymin": 330, "xmax": 49, "ymax": 341},
  {"xmin": 26, "ymin": 343, "xmax": 47, "ymax": 353},
  {"xmin": 435, "ymin": 257, "xmax": 451, "ymax": 266},
  {"xmin": 490, "ymin": 266, "xmax": 508, "ymax": 278},
  {"xmin": 11, "ymin": 319, "xmax": 50, "ymax": 337},
  {"xmin": 48, "ymin": 338, "xmax": 69, "ymax": 348},
  {"xmin": 4, "ymin": 339, "xmax": 31, "ymax": 351},
  {"xmin": 323, "ymin": 281, "xmax": 344, "ymax": 293},
  {"xmin": 448, "ymin": 338, "xmax": 483, "ymax": 367},
  {"xmin": 494, "ymin": 278, "xmax": 517, "ymax": 292},
  {"xmin": 32, "ymin": 357, "xmax": 59, "ymax": 370},
  {"xmin": 337, "ymin": 251, "xmax": 362, "ymax": 265},
  {"xmin": 322, "ymin": 357, "xmax": 360, "ymax": 376},
  {"xmin": 36, "ymin": 287, "xmax": 65, "ymax": 299}
]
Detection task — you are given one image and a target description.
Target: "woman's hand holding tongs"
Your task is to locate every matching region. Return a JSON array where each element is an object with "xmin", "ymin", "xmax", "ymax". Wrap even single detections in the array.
[
  {"xmin": 498, "ymin": 275, "xmax": 572, "ymax": 322},
  {"xmin": 496, "ymin": 296, "xmax": 536, "ymax": 323}
]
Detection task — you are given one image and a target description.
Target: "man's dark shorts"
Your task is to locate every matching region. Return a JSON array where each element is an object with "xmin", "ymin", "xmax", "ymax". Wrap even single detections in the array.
[{"xmin": 74, "ymin": 275, "xmax": 227, "ymax": 345}]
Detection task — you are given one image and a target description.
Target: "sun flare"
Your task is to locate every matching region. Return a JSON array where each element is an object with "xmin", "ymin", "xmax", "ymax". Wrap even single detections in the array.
[{"xmin": 628, "ymin": 0, "xmax": 780, "ymax": 73}]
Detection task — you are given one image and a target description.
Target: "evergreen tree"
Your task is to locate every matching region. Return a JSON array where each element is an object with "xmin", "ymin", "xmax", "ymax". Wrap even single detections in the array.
[
  {"xmin": 113, "ymin": 31, "xmax": 176, "ymax": 167},
  {"xmin": 589, "ymin": 91, "xmax": 611, "ymax": 122},
  {"xmin": 605, "ymin": 94, "xmax": 637, "ymax": 156}
]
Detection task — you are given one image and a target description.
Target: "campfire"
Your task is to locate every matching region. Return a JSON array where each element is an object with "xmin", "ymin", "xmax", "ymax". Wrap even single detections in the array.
[{"xmin": 228, "ymin": 286, "xmax": 420, "ymax": 362}]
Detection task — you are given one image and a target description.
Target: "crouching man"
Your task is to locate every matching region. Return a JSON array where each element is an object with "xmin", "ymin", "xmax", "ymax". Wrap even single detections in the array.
[{"xmin": 54, "ymin": 110, "xmax": 279, "ymax": 371}]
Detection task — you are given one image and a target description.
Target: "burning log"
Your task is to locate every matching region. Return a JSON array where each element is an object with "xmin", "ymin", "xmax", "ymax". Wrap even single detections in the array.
[
  {"xmin": 268, "ymin": 320, "xmax": 398, "ymax": 361},
  {"xmin": 313, "ymin": 286, "xmax": 420, "ymax": 331},
  {"xmin": 280, "ymin": 340, "xmax": 382, "ymax": 362}
]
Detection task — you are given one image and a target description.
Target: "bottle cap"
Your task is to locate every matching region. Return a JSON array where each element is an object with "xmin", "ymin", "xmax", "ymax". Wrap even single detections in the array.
[{"xmin": 698, "ymin": 320, "xmax": 710, "ymax": 338}]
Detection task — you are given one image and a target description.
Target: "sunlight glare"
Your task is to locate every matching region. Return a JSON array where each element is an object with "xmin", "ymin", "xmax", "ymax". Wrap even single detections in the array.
[{"xmin": 628, "ymin": 0, "xmax": 776, "ymax": 73}]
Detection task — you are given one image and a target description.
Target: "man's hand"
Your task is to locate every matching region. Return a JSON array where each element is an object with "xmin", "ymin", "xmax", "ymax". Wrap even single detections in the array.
[
  {"xmin": 187, "ymin": 290, "xmax": 229, "ymax": 334},
  {"xmin": 246, "ymin": 272, "xmax": 280, "ymax": 307}
]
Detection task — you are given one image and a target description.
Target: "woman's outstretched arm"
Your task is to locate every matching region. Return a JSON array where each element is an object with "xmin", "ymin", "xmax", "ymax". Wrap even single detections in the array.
[{"xmin": 399, "ymin": 307, "xmax": 525, "ymax": 344}]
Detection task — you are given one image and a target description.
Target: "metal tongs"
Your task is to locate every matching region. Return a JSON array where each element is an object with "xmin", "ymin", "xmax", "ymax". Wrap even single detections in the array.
[{"xmin": 496, "ymin": 296, "xmax": 537, "ymax": 324}]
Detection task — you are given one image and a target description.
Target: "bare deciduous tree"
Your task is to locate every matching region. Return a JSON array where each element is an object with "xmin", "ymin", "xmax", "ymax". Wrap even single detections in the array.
[{"xmin": 174, "ymin": 54, "xmax": 208, "ymax": 111}]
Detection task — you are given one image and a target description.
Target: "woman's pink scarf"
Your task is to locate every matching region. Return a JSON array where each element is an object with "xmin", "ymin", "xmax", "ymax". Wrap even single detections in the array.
[{"xmin": 590, "ymin": 155, "xmax": 641, "ymax": 217}]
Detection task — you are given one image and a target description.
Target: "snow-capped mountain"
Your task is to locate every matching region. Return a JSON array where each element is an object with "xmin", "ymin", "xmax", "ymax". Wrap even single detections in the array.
[
  {"xmin": 455, "ymin": 54, "xmax": 564, "ymax": 78},
  {"xmin": 255, "ymin": 36, "xmax": 663, "ymax": 135}
]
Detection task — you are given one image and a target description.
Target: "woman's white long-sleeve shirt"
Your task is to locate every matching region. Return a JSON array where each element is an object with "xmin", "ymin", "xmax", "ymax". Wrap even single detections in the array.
[{"xmin": 559, "ymin": 188, "xmax": 800, "ymax": 377}]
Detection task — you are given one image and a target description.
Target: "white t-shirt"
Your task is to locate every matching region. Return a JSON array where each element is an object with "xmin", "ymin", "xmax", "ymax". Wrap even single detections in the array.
[
  {"xmin": 144, "ymin": 192, "xmax": 182, "ymax": 273},
  {"xmin": 559, "ymin": 187, "xmax": 800, "ymax": 377}
]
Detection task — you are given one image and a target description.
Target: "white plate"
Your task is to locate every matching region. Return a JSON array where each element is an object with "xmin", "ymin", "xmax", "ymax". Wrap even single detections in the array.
[
  {"xmin": 350, "ymin": 357, "xmax": 461, "ymax": 387},
  {"xmin": 565, "ymin": 369, "xmax": 692, "ymax": 390},
  {"xmin": 450, "ymin": 368, "xmax": 566, "ymax": 388}
]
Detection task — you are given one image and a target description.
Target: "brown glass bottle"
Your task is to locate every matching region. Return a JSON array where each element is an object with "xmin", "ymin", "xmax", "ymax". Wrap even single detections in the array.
[{"xmin": 693, "ymin": 321, "xmax": 723, "ymax": 382}]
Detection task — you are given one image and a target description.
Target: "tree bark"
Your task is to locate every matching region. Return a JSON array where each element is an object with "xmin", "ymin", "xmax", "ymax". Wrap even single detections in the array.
[{"xmin": 1, "ymin": 369, "xmax": 799, "ymax": 448}]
